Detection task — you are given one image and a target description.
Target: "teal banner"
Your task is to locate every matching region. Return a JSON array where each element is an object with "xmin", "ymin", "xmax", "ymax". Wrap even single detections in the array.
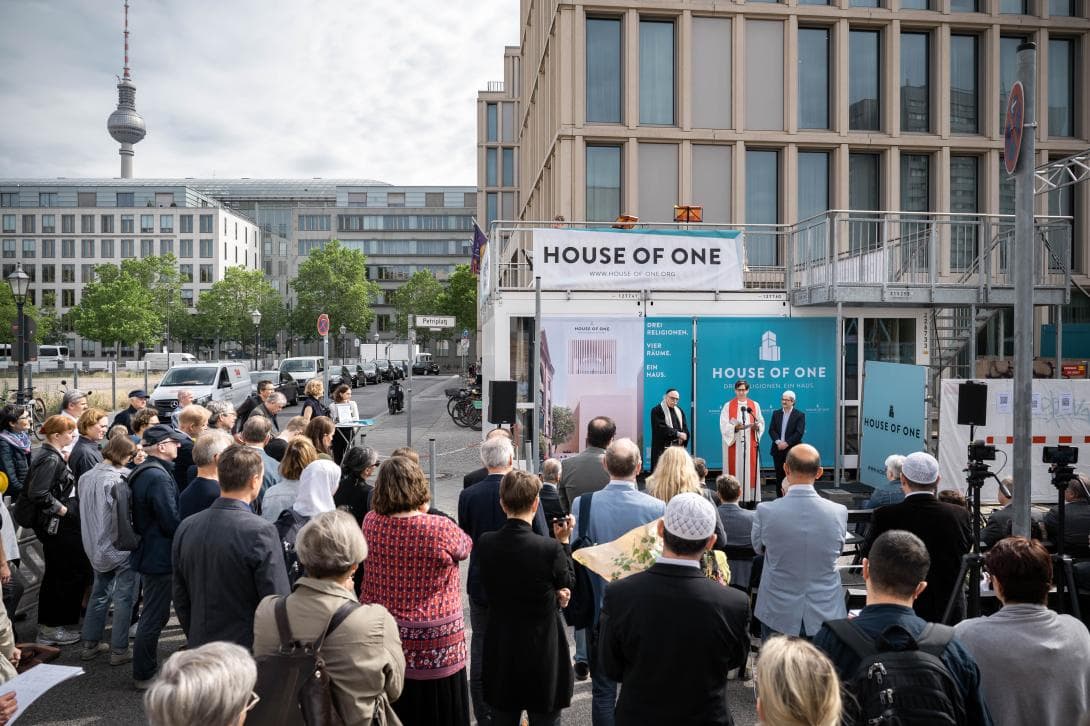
[
  {"xmin": 643, "ymin": 318, "xmax": 694, "ymax": 469},
  {"xmin": 860, "ymin": 360, "xmax": 927, "ymax": 488},
  {"xmin": 694, "ymin": 317, "xmax": 837, "ymax": 468}
]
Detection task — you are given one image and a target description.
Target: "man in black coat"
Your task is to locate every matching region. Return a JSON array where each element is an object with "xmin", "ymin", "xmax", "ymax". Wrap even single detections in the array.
[
  {"xmin": 862, "ymin": 451, "xmax": 972, "ymax": 623},
  {"xmin": 172, "ymin": 445, "xmax": 290, "ymax": 649},
  {"xmin": 649, "ymin": 389, "xmax": 689, "ymax": 473},
  {"xmin": 1044, "ymin": 473, "xmax": 1090, "ymax": 558},
  {"xmin": 112, "ymin": 389, "xmax": 149, "ymax": 434},
  {"xmin": 479, "ymin": 469, "xmax": 574, "ymax": 724},
  {"xmin": 234, "ymin": 379, "xmax": 274, "ymax": 433},
  {"xmin": 559, "ymin": 416, "xmax": 615, "ymax": 511},
  {"xmin": 539, "ymin": 458, "xmax": 568, "ymax": 526},
  {"xmin": 767, "ymin": 390, "xmax": 806, "ymax": 495},
  {"xmin": 599, "ymin": 492, "xmax": 750, "ymax": 726},
  {"xmin": 463, "ymin": 427, "xmax": 513, "ymax": 489}
]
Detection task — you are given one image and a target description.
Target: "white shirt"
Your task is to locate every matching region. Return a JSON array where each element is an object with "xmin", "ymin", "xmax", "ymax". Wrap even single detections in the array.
[{"xmin": 656, "ymin": 555, "xmax": 701, "ymax": 569}]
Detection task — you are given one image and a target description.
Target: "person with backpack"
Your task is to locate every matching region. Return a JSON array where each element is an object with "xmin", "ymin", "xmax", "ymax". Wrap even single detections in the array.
[
  {"xmin": 812, "ymin": 530, "xmax": 992, "ymax": 726},
  {"xmin": 77, "ymin": 434, "xmax": 141, "ymax": 665},
  {"xmin": 275, "ymin": 459, "xmax": 341, "ymax": 586}
]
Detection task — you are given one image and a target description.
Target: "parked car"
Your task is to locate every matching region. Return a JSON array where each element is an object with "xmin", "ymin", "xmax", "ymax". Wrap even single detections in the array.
[
  {"xmin": 412, "ymin": 354, "xmax": 440, "ymax": 376},
  {"xmin": 151, "ymin": 362, "xmax": 252, "ymax": 416},
  {"xmin": 391, "ymin": 360, "xmax": 410, "ymax": 378},
  {"xmin": 328, "ymin": 365, "xmax": 356, "ymax": 388},
  {"xmin": 349, "ymin": 363, "xmax": 369, "ymax": 387},
  {"xmin": 249, "ymin": 370, "xmax": 300, "ymax": 406},
  {"xmin": 373, "ymin": 359, "xmax": 398, "ymax": 381},
  {"xmin": 359, "ymin": 360, "xmax": 380, "ymax": 384},
  {"xmin": 278, "ymin": 356, "xmax": 326, "ymax": 384}
]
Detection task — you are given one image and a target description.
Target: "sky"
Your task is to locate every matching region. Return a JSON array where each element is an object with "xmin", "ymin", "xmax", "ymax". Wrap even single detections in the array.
[{"xmin": 0, "ymin": 0, "xmax": 518, "ymax": 185}]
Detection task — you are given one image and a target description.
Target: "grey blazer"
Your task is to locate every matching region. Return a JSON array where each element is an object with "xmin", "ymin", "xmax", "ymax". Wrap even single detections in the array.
[
  {"xmin": 752, "ymin": 485, "xmax": 847, "ymax": 636},
  {"xmin": 559, "ymin": 446, "xmax": 609, "ymax": 512}
]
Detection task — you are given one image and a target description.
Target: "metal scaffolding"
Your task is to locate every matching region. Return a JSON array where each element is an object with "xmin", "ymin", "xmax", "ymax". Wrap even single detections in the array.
[{"xmin": 1036, "ymin": 149, "xmax": 1090, "ymax": 195}]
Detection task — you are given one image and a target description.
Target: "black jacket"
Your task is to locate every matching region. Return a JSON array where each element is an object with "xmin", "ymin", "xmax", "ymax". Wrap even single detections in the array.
[
  {"xmin": 301, "ymin": 396, "xmax": 329, "ymax": 421},
  {"xmin": 479, "ymin": 519, "xmax": 574, "ymax": 713},
  {"xmin": 172, "ymin": 497, "xmax": 290, "ymax": 648},
  {"xmin": 649, "ymin": 404, "xmax": 688, "ymax": 472},
  {"xmin": 0, "ymin": 436, "xmax": 31, "ymax": 497},
  {"xmin": 862, "ymin": 493, "xmax": 972, "ymax": 622},
  {"xmin": 234, "ymin": 393, "xmax": 262, "ymax": 433},
  {"xmin": 24, "ymin": 444, "xmax": 77, "ymax": 532},
  {"xmin": 172, "ymin": 432, "xmax": 195, "ymax": 492},
  {"xmin": 982, "ymin": 503, "xmax": 1044, "ymax": 549},
  {"xmin": 767, "ymin": 408, "xmax": 806, "ymax": 458},
  {"xmin": 599, "ymin": 562, "xmax": 750, "ymax": 725},
  {"xmin": 68, "ymin": 435, "xmax": 103, "ymax": 483},
  {"xmin": 1044, "ymin": 499, "xmax": 1090, "ymax": 558},
  {"xmin": 112, "ymin": 405, "xmax": 139, "ymax": 435},
  {"xmin": 463, "ymin": 466, "xmax": 487, "ymax": 489},
  {"xmin": 540, "ymin": 483, "xmax": 567, "ymax": 529},
  {"xmin": 131, "ymin": 456, "xmax": 181, "ymax": 575}
]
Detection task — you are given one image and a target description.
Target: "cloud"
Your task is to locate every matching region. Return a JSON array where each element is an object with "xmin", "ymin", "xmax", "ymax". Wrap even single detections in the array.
[{"xmin": 0, "ymin": 0, "xmax": 518, "ymax": 185}]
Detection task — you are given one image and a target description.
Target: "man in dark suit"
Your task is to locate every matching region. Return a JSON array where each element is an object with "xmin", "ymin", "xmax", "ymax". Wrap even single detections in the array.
[
  {"xmin": 767, "ymin": 390, "xmax": 806, "ymax": 495},
  {"xmin": 539, "ymin": 458, "xmax": 567, "ymax": 526},
  {"xmin": 463, "ymin": 427, "xmax": 513, "ymax": 489},
  {"xmin": 1044, "ymin": 474, "xmax": 1090, "ymax": 558},
  {"xmin": 478, "ymin": 469, "xmax": 574, "ymax": 724},
  {"xmin": 599, "ymin": 492, "xmax": 750, "ymax": 725},
  {"xmin": 982, "ymin": 477, "xmax": 1044, "ymax": 548},
  {"xmin": 715, "ymin": 474, "xmax": 757, "ymax": 588},
  {"xmin": 862, "ymin": 451, "xmax": 972, "ymax": 623},
  {"xmin": 234, "ymin": 379, "xmax": 273, "ymax": 433},
  {"xmin": 458, "ymin": 436, "xmax": 550, "ymax": 726},
  {"xmin": 172, "ymin": 445, "xmax": 290, "ymax": 649},
  {"xmin": 559, "ymin": 416, "xmax": 615, "ymax": 511},
  {"xmin": 649, "ymin": 389, "xmax": 689, "ymax": 473}
]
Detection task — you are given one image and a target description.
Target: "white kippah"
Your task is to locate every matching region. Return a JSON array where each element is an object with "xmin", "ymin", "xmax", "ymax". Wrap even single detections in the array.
[
  {"xmin": 902, "ymin": 451, "xmax": 939, "ymax": 485},
  {"xmin": 663, "ymin": 492, "xmax": 717, "ymax": 540}
]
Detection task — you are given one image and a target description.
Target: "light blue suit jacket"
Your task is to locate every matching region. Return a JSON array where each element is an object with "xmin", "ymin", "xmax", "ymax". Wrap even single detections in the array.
[{"xmin": 752, "ymin": 484, "xmax": 847, "ymax": 635}]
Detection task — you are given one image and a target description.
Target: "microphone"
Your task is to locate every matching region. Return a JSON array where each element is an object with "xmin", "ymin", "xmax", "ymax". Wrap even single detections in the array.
[{"xmin": 741, "ymin": 406, "xmax": 751, "ymax": 413}]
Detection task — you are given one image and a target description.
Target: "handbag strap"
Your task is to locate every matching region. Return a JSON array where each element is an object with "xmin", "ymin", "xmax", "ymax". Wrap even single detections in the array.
[
  {"xmin": 273, "ymin": 597, "xmax": 296, "ymax": 652},
  {"xmin": 313, "ymin": 600, "xmax": 361, "ymax": 652},
  {"xmin": 578, "ymin": 492, "xmax": 593, "ymax": 544}
]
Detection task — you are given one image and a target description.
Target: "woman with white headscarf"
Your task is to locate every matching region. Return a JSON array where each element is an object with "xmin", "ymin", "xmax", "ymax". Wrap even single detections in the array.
[{"xmin": 275, "ymin": 459, "xmax": 341, "ymax": 585}]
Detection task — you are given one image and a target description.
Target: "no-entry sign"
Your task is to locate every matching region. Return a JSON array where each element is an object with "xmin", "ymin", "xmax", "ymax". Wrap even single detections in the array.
[
  {"xmin": 317, "ymin": 313, "xmax": 330, "ymax": 337},
  {"xmin": 1004, "ymin": 81, "xmax": 1025, "ymax": 176}
]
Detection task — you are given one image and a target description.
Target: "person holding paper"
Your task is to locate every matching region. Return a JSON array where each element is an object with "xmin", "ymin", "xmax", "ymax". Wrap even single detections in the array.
[
  {"xmin": 330, "ymin": 384, "xmax": 359, "ymax": 465},
  {"xmin": 720, "ymin": 380, "xmax": 765, "ymax": 503}
]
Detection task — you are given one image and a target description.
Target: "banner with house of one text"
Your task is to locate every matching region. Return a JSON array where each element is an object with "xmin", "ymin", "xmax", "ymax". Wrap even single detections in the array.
[
  {"xmin": 859, "ymin": 361, "xmax": 928, "ymax": 489},
  {"xmin": 693, "ymin": 317, "xmax": 837, "ymax": 469},
  {"xmin": 531, "ymin": 228, "xmax": 746, "ymax": 291},
  {"xmin": 642, "ymin": 318, "xmax": 694, "ymax": 470}
]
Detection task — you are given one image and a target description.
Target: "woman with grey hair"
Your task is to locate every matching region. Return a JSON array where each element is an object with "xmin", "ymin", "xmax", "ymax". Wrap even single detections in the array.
[
  {"xmin": 144, "ymin": 641, "xmax": 258, "ymax": 726},
  {"xmin": 864, "ymin": 453, "xmax": 907, "ymax": 510},
  {"xmin": 253, "ymin": 510, "xmax": 405, "ymax": 725}
]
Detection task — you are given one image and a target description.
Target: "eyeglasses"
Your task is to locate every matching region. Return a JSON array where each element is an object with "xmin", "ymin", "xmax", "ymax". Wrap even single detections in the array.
[{"xmin": 245, "ymin": 691, "xmax": 261, "ymax": 713}]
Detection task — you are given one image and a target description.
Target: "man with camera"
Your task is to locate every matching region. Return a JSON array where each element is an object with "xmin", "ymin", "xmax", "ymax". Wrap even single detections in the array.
[{"xmin": 1043, "ymin": 473, "xmax": 1090, "ymax": 559}]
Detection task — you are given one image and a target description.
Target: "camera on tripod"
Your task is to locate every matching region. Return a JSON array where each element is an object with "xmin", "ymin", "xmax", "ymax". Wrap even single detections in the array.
[
  {"xmin": 967, "ymin": 440, "xmax": 996, "ymax": 462},
  {"xmin": 1043, "ymin": 445, "xmax": 1079, "ymax": 466}
]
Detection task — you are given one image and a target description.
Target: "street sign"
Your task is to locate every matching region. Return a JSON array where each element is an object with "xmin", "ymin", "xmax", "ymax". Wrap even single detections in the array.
[
  {"xmin": 457, "ymin": 339, "xmax": 470, "ymax": 356},
  {"xmin": 317, "ymin": 313, "xmax": 330, "ymax": 337},
  {"xmin": 1004, "ymin": 81, "xmax": 1025, "ymax": 176},
  {"xmin": 462, "ymin": 329, "xmax": 469, "ymax": 339},
  {"xmin": 416, "ymin": 315, "xmax": 455, "ymax": 328}
]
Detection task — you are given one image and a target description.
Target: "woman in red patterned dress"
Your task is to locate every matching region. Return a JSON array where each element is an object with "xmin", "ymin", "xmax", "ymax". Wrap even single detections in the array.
[{"xmin": 361, "ymin": 455, "xmax": 473, "ymax": 726}]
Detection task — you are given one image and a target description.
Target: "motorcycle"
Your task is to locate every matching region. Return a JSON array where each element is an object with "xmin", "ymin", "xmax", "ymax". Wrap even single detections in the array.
[{"xmin": 387, "ymin": 380, "xmax": 404, "ymax": 415}]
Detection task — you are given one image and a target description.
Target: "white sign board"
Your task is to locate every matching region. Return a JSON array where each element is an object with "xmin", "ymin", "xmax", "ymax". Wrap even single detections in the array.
[
  {"xmin": 416, "ymin": 315, "xmax": 456, "ymax": 328},
  {"xmin": 531, "ymin": 228, "xmax": 746, "ymax": 291},
  {"xmin": 457, "ymin": 339, "xmax": 470, "ymax": 356},
  {"xmin": 938, "ymin": 379, "xmax": 1090, "ymax": 503}
]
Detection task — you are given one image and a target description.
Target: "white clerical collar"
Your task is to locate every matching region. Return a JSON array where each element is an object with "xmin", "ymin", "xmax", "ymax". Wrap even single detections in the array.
[{"xmin": 657, "ymin": 555, "xmax": 701, "ymax": 568}]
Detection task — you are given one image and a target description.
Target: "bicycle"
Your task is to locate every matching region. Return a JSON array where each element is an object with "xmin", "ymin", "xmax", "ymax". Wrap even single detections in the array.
[{"xmin": 5, "ymin": 390, "xmax": 47, "ymax": 441}]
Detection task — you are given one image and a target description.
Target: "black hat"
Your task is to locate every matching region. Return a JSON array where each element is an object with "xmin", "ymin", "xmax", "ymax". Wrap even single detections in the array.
[
  {"xmin": 142, "ymin": 424, "xmax": 186, "ymax": 446},
  {"xmin": 128, "ymin": 389, "xmax": 149, "ymax": 399}
]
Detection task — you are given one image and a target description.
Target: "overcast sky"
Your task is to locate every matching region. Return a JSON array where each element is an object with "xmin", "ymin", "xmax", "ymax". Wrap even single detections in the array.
[{"xmin": 0, "ymin": 0, "xmax": 517, "ymax": 185}]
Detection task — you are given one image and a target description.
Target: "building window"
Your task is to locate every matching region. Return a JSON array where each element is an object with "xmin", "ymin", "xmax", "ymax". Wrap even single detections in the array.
[
  {"xmin": 486, "ymin": 193, "xmax": 498, "ymax": 227},
  {"xmin": 116, "ymin": 192, "xmax": 134, "ymax": 207},
  {"xmin": 851, "ymin": 0, "xmax": 878, "ymax": 6},
  {"xmin": 78, "ymin": 215, "xmax": 93, "ymax": 234},
  {"xmin": 486, "ymin": 103, "xmax": 498, "ymax": 142},
  {"xmin": 1000, "ymin": 0, "xmax": 1026, "ymax": 11},
  {"xmin": 1049, "ymin": 39, "xmax": 1075, "ymax": 137},
  {"xmin": 81, "ymin": 264, "xmax": 95, "ymax": 283},
  {"xmin": 181, "ymin": 289, "xmax": 194, "ymax": 307},
  {"xmin": 0, "ymin": 216, "xmax": 12, "ymax": 234},
  {"xmin": 199, "ymin": 214, "xmax": 213, "ymax": 233},
  {"xmin": 199, "ymin": 264, "xmax": 213, "ymax": 283},
  {"xmin": 0, "ymin": 193, "xmax": 15, "ymax": 207},
  {"xmin": 120, "ymin": 214, "xmax": 134, "ymax": 233},
  {"xmin": 22, "ymin": 216, "xmax": 35, "ymax": 234},
  {"xmin": 101, "ymin": 239, "xmax": 114, "ymax": 257},
  {"xmin": 746, "ymin": 21, "xmax": 785, "ymax": 131},
  {"xmin": 848, "ymin": 153, "xmax": 881, "ymax": 253},
  {"xmin": 486, "ymin": 148, "xmax": 497, "ymax": 187},
  {"xmin": 1050, "ymin": 0, "xmax": 1073, "ymax": 14},
  {"xmin": 81, "ymin": 239, "xmax": 95, "ymax": 257},
  {"xmin": 348, "ymin": 192, "xmax": 368, "ymax": 206},
  {"xmin": 638, "ymin": 143, "xmax": 679, "ymax": 223},
  {"xmin": 901, "ymin": 32, "xmax": 930, "ymax": 133},
  {"xmin": 951, "ymin": 0, "xmax": 977, "ymax": 9},
  {"xmin": 901, "ymin": 154, "xmax": 931, "ymax": 213},
  {"xmin": 41, "ymin": 265, "xmax": 55, "ymax": 283},
  {"xmin": 140, "ymin": 239, "xmax": 153, "ymax": 258},
  {"xmin": 850, "ymin": 30, "xmax": 881, "ymax": 131},
  {"xmin": 639, "ymin": 19, "xmax": 675, "ymax": 125},
  {"xmin": 62, "ymin": 290, "xmax": 75, "ymax": 307},
  {"xmin": 160, "ymin": 239, "xmax": 173, "ymax": 256},
  {"xmin": 745, "ymin": 149, "xmax": 780, "ymax": 266},
  {"xmin": 121, "ymin": 239, "xmax": 135, "ymax": 257},
  {"xmin": 160, "ymin": 215, "xmax": 173, "ymax": 233},
  {"xmin": 77, "ymin": 192, "xmax": 96, "ymax": 207},
  {"xmin": 586, "ymin": 146, "xmax": 623, "ymax": 223},
  {"xmin": 387, "ymin": 193, "xmax": 405, "ymax": 207},
  {"xmin": 692, "ymin": 145, "xmax": 732, "ymax": 223},
  {"xmin": 199, "ymin": 239, "xmax": 213, "ymax": 258},
  {"xmin": 425, "ymin": 192, "xmax": 444, "ymax": 207},
  {"xmin": 39, "ymin": 192, "xmax": 58, "ymax": 207},
  {"xmin": 586, "ymin": 18, "xmax": 623, "ymax": 123},
  {"xmin": 41, "ymin": 239, "xmax": 55, "ymax": 258},
  {"xmin": 180, "ymin": 214, "xmax": 193, "ymax": 233},
  {"xmin": 21, "ymin": 239, "xmax": 34, "ymax": 259},
  {"xmin": 950, "ymin": 35, "xmax": 979, "ymax": 134},
  {"xmin": 797, "ymin": 151, "xmax": 830, "ymax": 221},
  {"xmin": 60, "ymin": 215, "xmax": 74, "ymax": 234},
  {"xmin": 950, "ymin": 156, "xmax": 979, "ymax": 271},
  {"xmin": 180, "ymin": 239, "xmax": 193, "ymax": 258},
  {"xmin": 691, "ymin": 17, "xmax": 731, "ymax": 129},
  {"xmin": 298, "ymin": 214, "xmax": 331, "ymax": 231},
  {"xmin": 1047, "ymin": 172, "xmax": 1075, "ymax": 269},
  {"xmin": 463, "ymin": 192, "xmax": 476, "ymax": 209},
  {"xmin": 502, "ymin": 148, "xmax": 515, "ymax": 186},
  {"xmin": 41, "ymin": 215, "xmax": 55, "ymax": 233},
  {"xmin": 61, "ymin": 264, "xmax": 75, "ymax": 283},
  {"xmin": 798, "ymin": 28, "xmax": 830, "ymax": 130},
  {"xmin": 1, "ymin": 240, "xmax": 13, "ymax": 259},
  {"xmin": 179, "ymin": 264, "xmax": 193, "ymax": 282},
  {"xmin": 100, "ymin": 215, "xmax": 114, "ymax": 233},
  {"xmin": 61, "ymin": 239, "xmax": 75, "ymax": 258},
  {"xmin": 140, "ymin": 214, "xmax": 154, "ymax": 233},
  {"xmin": 999, "ymin": 37, "xmax": 1026, "ymax": 131}
]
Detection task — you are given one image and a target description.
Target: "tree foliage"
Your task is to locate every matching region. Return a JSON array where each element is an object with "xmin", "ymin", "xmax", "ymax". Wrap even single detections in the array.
[
  {"xmin": 72, "ymin": 263, "xmax": 161, "ymax": 349},
  {"xmin": 0, "ymin": 287, "xmax": 44, "ymax": 345},
  {"xmin": 195, "ymin": 267, "xmax": 286, "ymax": 347},
  {"xmin": 551, "ymin": 405, "xmax": 576, "ymax": 446},
  {"xmin": 442, "ymin": 264, "xmax": 477, "ymax": 334},
  {"xmin": 391, "ymin": 270, "xmax": 445, "ymax": 343},
  {"xmin": 289, "ymin": 240, "xmax": 379, "ymax": 341}
]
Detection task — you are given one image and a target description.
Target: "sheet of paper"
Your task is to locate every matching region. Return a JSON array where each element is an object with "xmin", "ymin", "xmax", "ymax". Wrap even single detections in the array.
[
  {"xmin": 1031, "ymin": 393, "xmax": 1042, "ymax": 414},
  {"xmin": 996, "ymin": 391, "xmax": 1012, "ymax": 414},
  {"xmin": 2, "ymin": 664, "xmax": 83, "ymax": 723},
  {"xmin": 1060, "ymin": 391, "xmax": 1074, "ymax": 416},
  {"xmin": 334, "ymin": 403, "xmax": 353, "ymax": 422}
]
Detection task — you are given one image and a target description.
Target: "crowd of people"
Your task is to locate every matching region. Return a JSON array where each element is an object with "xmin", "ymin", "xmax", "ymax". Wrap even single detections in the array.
[{"xmin": 3, "ymin": 384, "xmax": 1090, "ymax": 725}]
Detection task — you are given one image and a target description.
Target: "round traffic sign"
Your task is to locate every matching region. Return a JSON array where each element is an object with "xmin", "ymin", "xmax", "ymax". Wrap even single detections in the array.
[
  {"xmin": 1004, "ymin": 81, "xmax": 1024, "ymax": 176},
  {"xmin": 317, "ymin": 313, "xmax": 330, "ymax": 337}
]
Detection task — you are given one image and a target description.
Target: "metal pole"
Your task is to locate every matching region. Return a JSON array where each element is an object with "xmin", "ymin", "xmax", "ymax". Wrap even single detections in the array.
[
  {"xmin": 111, "ymin": 359, "xmax": 117, "ymax": 411},
  {"xmin": 1011, "ymin": 41, "xmax": 1037, "ymax": 539},
  {"xmin": 428, "ymin": 437, "xmax": 437, "ymax": 503},
  {"xmin": 1056, "ymin": 305, "xmax": 1063, "ymax": 378},
  {"xmin": 407, "ymin": 319, "xmax": 415, "ymax": 449},
  {"xmin": 322, "ymin": 335, "xmax": 330, "ymax": 404},
  {"xmin": 143, "ymin": 359, "xmax": 148, "ymax": 393},
  {"xmin": 254, "ymin": 327, "xmax": 259, "ymax": 371},
  {"xmin": 835, "ymin": 302, "xmax": 843, "ymax": 488},
  {"xmin": 73, "ymin": 362, "xmax": 79, "ymax": 391},
  {"xmin": 969, "ymin": 303, "xmax": 977, "ymax": 377},
  {"xmin": 14, "ymin": 301, "xmax": 24, "ymax": 405},
  {"xmin": 532, "ymin": 276, "xmax": 543, "ymax": 473}
]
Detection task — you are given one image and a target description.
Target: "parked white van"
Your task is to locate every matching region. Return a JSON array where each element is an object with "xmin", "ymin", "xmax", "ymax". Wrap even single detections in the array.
[
  {"xmin": 149, "ymin": 362, "xmax": 251, "ymax": 417},
  {"xmin": 38, "ymin": 345, "xmax": 69, "ymax": 365},
  {"xmin": 279, "ymin": 356, "xmax": 325, "ymax": 384},
  {"xmin": 143, "ymin": 352, "xmax": 197, "ymax": 371}
]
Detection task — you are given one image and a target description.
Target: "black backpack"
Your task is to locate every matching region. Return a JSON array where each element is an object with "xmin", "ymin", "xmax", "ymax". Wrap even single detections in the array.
[
  {"xmin": 826, "ymin": 620, "xmax": 966, "ymax": 726},
  {"xmin": 563, "ymin": 492, "xmax": 595, "ymax": 629},
  {"xmin": 113, "ymin": 460, "xmax": 160, "ymax": 551},
  {"xmin": 275, "ymin": 509, "xmax": 309, "ymax": 586},
  {"xmin": 251, "ymin": 597, "xmax": 360, "ymax": 726}
]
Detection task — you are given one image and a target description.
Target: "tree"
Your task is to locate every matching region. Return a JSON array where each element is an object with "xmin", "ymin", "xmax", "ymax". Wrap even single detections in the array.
[
  {"xmin": 551, "ymin": 405, "xmax": 576, "ymax": 447},
  {"xmin": 0, "ymin": 287, "xmax": 42, "ymax": 345},
  {"xmin": 195, "ymin": 267, "xmax": 286, "ymax": 350},
  {"xmin": 442, "ymin": 264, "xmax": 477, "ymax": 334},
  {"xmin": 72, "ymin": 263, "xmax": 161, "ymax": 352},
  {"xmin": 391, "ymin": 270, "xmax": 445, "ymax": 344},
  {"xmin": 123, "ymin": 255, "xmax": 187, "ymax": 351},
  {"xmin": 289, "ymin": 240, "xmax": 379, "ymax": 341}
]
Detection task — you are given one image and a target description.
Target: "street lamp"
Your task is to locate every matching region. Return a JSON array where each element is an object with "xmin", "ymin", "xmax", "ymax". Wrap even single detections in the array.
[
  {"xmin": 339, "ymin": 324, "xmax": 347, "ymax": 363},
  {"xmin": 6, "ymin": 265, "xmax": 30, "ymax": 405},
  {"xmin": 250, "ymin": 308, "xmax": 262, "ymax": 370},
  {"xmin": 373, "ymin": 332, "xmax": 379, "ymax": 360}
]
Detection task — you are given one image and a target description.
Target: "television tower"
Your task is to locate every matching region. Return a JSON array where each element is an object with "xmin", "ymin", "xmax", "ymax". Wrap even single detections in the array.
[{"xmin": 106, "ymin": 0, "xmax": 146, "ymax": 178}]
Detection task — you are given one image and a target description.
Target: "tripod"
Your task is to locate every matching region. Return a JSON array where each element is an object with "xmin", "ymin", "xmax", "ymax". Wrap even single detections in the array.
[
  {"xmin": 942, "ymin": 434, "xmax": 991, "ymax": 625},
  {"xmin": 1046, "ymin": 463, "xmax": 1082, "ymax": 619}
]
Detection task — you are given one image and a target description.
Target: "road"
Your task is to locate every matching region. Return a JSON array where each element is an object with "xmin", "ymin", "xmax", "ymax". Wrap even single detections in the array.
[{"xmin": 18, "ymin": 374, "xmax": 760, "ymax": 725}]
